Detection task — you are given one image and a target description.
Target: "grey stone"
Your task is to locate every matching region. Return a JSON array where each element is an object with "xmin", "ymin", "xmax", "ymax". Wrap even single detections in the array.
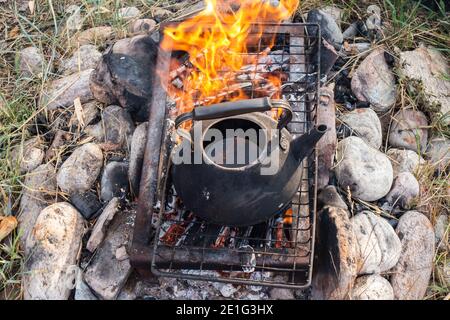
[
  {"xmin": 385, "ymin": 172, "xmax": 420, "ymax": 209},
  {"xmin": 69, "ymin": 101, "xmax": 100, "ymax": 127},
  {"xmin": 11, "ymin": 137, "xmax": 45, "ymax": 173},
  {"xmin": 86, "ymin": 197, "xmax": 120, "ymax": 252},
  {"xmin": 128, "ymin": 122, "xmax": 148, "ymax": 196},
  {"xmin": 19, "ymin": 46, "xmax": 44, "ymax": 77},
  {"xmin": 389, "ymin": 109, "xmax": 429, "ymax": 153},
  {"xmin": 335, "ymin": 136, "xmax": 393, "ymax": 201},
  {"xmin": 320, "ymin": 5, "xmax": 342, "ymax": 26},
  {"xmin": 351, "ymin": 48, "xmax": 397, "ymax": 112},
  {"xmin": 386, "ymin": 148, "xmax": 425, "ymax": 177},
  {"xmin": 307, "ymin": 9, "xmax": 343, "ymax": 50},
  {"xmin": 152, "ymin": 7, "xmax": 172, "ymax": 21},
  {"xmin": 351, "ymin": 275, "xmax": 394, "ymax": 300},
  {"xmin": 434, "ymin": 214, "xmax": 448, "ymax": 246},
  {"xmin": 426, "ymin": 136, "xmax": 450, "ymax": 172},
  {"xmin": 84, "ymin": 209, "xmax": 134, "ymax": 300},
  {"xmin": 339, "ymin": 108, "xmax": 382, "ymax": 149},
  {"xmin": 23, "ymin": 202, "xmax": 85, "ymax": 300},
  {"xmin": 57, "ymin": 143, "xmax": 103, "ymax": 194},
  {"xmin": 41, "ymin": 68, "xmax": 94, "ymax": 110},
  {"xmin": 66, "ymin": 5, "xmax": 82, "ymax": 31},
  {"xmin": 129, "ymin": 19, "xmax": 157, "ymax": 35},
  {"xmin": 400, "ymin": 47, "xmax": 450, "ymax": 125},
  {"xmin": 59, "ymin": 45, "xmax": 102, "ymax": 75},
  {"xmin": 118, "ymin": 7, "xmax": 141, "ymax": 20},
  {"xmin": 84, "ymin": 122, "xmax": 104, "ymax": 141},
  {"xmin": 74, "ymin": 268, "xmax": 98, "ymax": 300},
  {"xmin": 391, "ymin": 211, "xmax": 435, "ymax": 300},
  {"xmin": 70, "ymin": 191, "xmax": 102, "ymax": 220},
  {"xmin": 351, "ymin": 211, "xmax": 402, "ymax": 275},
  {"xmin": 18, "ymin": 163, "xmax": 57, "ymax": 249},
  {"xmin": 100, "ymin": 162, "xmax": 129, "ymax": 202},
  {"xmin": 312, "ymin": 205, "xmax": 358, "ymax": 300},
  {"xmin": 102, "ymin": 105, "xmax": 135, "ymax": 149}
]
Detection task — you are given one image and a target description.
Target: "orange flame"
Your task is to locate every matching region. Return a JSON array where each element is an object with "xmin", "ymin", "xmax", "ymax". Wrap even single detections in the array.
[{"xmin": 161, "ymin": 0, "xmax": 299, "ymax": 114}]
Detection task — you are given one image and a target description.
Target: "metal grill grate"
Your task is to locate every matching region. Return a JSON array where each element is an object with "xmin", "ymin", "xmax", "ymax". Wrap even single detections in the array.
[{"xmin": 131, "ymin": 23, "xmax": 321, "ymax": 289}]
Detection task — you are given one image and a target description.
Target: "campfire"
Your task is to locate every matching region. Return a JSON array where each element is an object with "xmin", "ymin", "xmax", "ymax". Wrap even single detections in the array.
[{"xmin": 131, "ymin": 0, "xmax": 322, "ymax": 288}]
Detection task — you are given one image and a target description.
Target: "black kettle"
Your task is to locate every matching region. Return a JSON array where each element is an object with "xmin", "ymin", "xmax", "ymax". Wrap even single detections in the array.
[{"xmin": 171, "ymin": 97, "xmax": 327, "ymax": 226}]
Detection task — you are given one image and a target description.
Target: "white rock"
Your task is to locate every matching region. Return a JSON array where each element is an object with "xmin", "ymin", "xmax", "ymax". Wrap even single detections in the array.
[
  {"xmin": 129, "ymin": 122, "xmax": 148, "ymax": 195},
  {"xmin": 351, "ymin": 48, "xmax": 397, "ymax": 112},
  {"xmin": 59, "ymin": 45, "xmax": 102, "ymax": 75},
  {"xmin": 351, "ymin": 211, "xmax": 402, "ymax": 274},
  {"xmin": 41, "ymin": 68, "xmax": 94, "ymax": 110},
  {"xmin": 386, "ymin": 148, "xmax": 425, "ymax": 177},
  {"xmin": 18, "ymin": 163, "xmax": 57, "ymax": 250},
  {"xmin": 66, "ymin": 4, "xmax": 83, "ymax": 31},
  {"xmin": 118, "ymin": 7, "xmax": 141, "ymax": 20},
  {"xmin": 385, "ymin": 172, "xmax": 420, "ymax": 209},
  {"xmin": 426, "ymin": 136, "xmax": 450, "ymax": 172},
  {"xmin": 69, "ymin": 100, "xmax": 100, "ymax": 127},
  {"xmin": 335, "ymin": 136, "xmax": 393, "ymax": 201},
  {"xmin": 11, "ymin": 137, "xmax": 45, "ymax": 173},
  {"xmin": 86, "ymin": 197, "xmax": 120, "ymax": 252},
  {"xmin": 351, "ymin": 275, "xmax": 394, "ymax": 300},
  {"xmin": 23, "ymin": 202, "xmax": 85, "ymax": 300},
  {"xmin": 400, "ymin": 47, "xmax": 450, "ymax": 125},
  {"xmin": 434, "ymin": 214, "xmax": 448, "ymax": 246},
  {"xmin": 339, "ymin": 108, "xmax": 382, "ymax": 149},
  {"xmin": 389, "ymin": 109, "xmax": 429, "ymax": 153},
  {"xmin": 19, "ymin": 46, "xmax": 44, "ymax": 77},
  {"xmin": 391, "ymin": 211, "xmax": 435, "ymax": 300},
  {"xmin": 57, "ymin": 143, "xmax": 103, "ymax": 194}
]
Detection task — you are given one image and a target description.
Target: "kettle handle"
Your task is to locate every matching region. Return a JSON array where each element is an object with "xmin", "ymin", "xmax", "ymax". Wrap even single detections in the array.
[{"xmin": 175, "ymin": 97, "xmax": 293, "ymax": 130}]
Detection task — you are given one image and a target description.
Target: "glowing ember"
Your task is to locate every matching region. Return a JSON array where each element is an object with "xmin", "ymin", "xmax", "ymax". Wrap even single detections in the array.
[{"xmin": 160, "ymin": 0, "xmax": 299, "ymax": 113}]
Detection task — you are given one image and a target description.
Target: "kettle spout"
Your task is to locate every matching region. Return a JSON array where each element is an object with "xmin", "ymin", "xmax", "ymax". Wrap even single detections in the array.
[{"xmin": 290, "ymin": 125, "xmax": 328, "ymax": 162}]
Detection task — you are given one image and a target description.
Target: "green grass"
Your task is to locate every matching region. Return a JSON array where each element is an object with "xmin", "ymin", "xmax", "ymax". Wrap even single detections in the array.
[{"xmin": 0, "ymin": 0, "xmax": 448, "ymax": 299}]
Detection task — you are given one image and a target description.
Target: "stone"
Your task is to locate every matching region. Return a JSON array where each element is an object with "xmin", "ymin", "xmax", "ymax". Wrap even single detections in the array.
[
  {"xmin": 86, "ymin": 197, "xmax": 120, "ymax": 252},
  {"xmin": 351, "ymin": 275, "xmax": 394, "ymax": 300},
  {"xmin": 102, "ymin": 105, "xmax": 135, "ymax": 149},
  {"xmin": 11, "ymin": 137, "xmax": 45, "ymax": 173},
  {"xmin": 351, "ymin": 211, "xmax": 402, "ymax": 274},
  {"xmin": 385, "ymin": 172, "xmax": 420, "ymax": 209},
  {"xmin": 386, "ymin": 148, "xmax": 424, "ymax": 177},
  {"xmin": 115, "ymin": 246, "xmax": 128, "ymax": 261},
  {"xmin": 19, "ymin": 46, "xmax": 44, "ymax": 77},
  {"xmin": 389, "ymin": 109, "xmax": 428, "ymax": 153},
  {"xmin": 118, "ymin": 7, "xmax": 141, "ymax": 20},
  {"xmin": 70, "ymin": 191, "xmax": 102, "ymax": 220},
  {"xmin": 391, "ymin": 211, "xmax": 435, "ymax": 300},
  {"xmin": 335, "ymin": 136, "xmax": 393, "ymax": 201},
  {"xmin": 269, "ymin": 276, "xmax": 295, "ymax": 299},
  {"xmin": 339, "ymin": 108, "xmax": 382, "ymax": 149},
  {"xmin": 399, "ymin": 47, "xmax": 450, "ymax": 125},
  {"xmin": 66, "ymin": 4, "xmax": 82, "ymax": 31},
  {"xmin": 84, "ymin": 122, "xmax": 104, "ymax": 141},
  {"xmin": 312, "ymin": 198, "xmax": 358, "ymax": 300},
  {"xmin": 351, "ymin": 48, "xmax": 397, "ymax": 112},
  {"xmin": 100, "ymin": 162, "xmax": 129, "ymax": 202},
  {"xmin": 128, "ymin": 122, "xmax": 148, "ymax": 195},
  {"xmin": 18, "ymin": 163, "xmax": 57, "ymax": 249},
  {"xmin": 76, "ymin": 26, "xmax": 115, "ymax": 45},
  {"xmin": 59, "ymin": 44, "xmax": 102, "ymax": 75},
  {"xmin": 41, "ymin": 68, "xmax": 94, "ymax": 110},
  {"xmin": 320, "ymin": 5, "xmax": 342, "ymax": 26},
  {"xmin": 152, "ymin": 7, "xmax": 172, "ymax": 21},
  {"xmin": 129, "ymin": 19, "xmax": 157, "ymax": 35},
  {"xmin": 23, "ymin": 202, "xmax": 85, "ymax": 300},
  {"xmin": 307, "ymin": 9, "xmax": 343, "ymax": 50},
  {"xmin": 434, "ymin": 214, "xmax": 448, "ymax": 246},
  {"xmin": 69, "ymin": 100, "xmax": 100, "ymax": 128},
  {"xmin": 84, "ymin": 209, "xmax": 134, "ymax": 300},
  {"xmin": 74, "ymin": 268, "xmax": 97, "ymax": 300},
  {"xmin": 426, "ymin": 136, "xmax": 450, "ymax": 172},
  {"xmin": 57, "ymin": 143, "xmax": 103, "ymax": 194}
]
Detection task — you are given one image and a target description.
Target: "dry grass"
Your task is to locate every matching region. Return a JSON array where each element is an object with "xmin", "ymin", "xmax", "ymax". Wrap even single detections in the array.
[{"xmin": 0, "ymin": 0, "xmax": 448, "ymax": 299}]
